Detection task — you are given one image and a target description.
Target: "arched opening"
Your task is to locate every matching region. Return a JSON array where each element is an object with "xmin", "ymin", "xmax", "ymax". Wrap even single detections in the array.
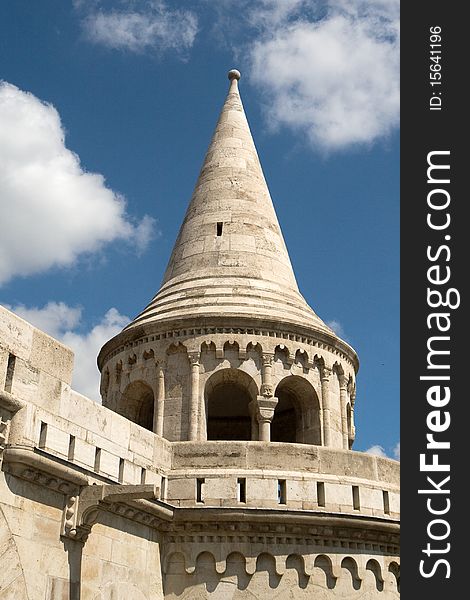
[
  {"xmin": 271, "ymin": 392, "xmax": 296, "ymax": 442},
  {"xmin": 272, "ymin": 376, "xmax": 321, "ymax": 444},
  {"xmin": 117, "ymin": 381, "xmax": 155, "ymax": 432},
  {"xmin": 205, "ymin": 368, "xmax": 257, "ymax": 441}
]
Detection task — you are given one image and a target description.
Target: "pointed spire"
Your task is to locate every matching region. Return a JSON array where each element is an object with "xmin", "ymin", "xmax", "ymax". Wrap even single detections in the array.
[{"xmin": 126, "ymin": 70, "xmax": 331, "ymax": 334}]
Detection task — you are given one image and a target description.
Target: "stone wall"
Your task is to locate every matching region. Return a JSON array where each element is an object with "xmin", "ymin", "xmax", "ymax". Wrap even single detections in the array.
[{"xmin": 0, "ymin": 305, "xmax": 399, "ymax": 599}]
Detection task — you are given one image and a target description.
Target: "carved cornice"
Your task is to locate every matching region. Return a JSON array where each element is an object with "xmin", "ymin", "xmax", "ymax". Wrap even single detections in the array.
[
  {"xmin": 2, "ymin": 446, "xmax": 88, "ymax": 491},
  {"xmin": 98, "ymin": 322, "xmax": 359, "ymax": 373},
  {"xmin": 0, "ymin": 390, "xmax": 24, "ymax": 413},
  {"xmin": 159, "ymin": 510, "xmax": 399, "ymax": 555}
]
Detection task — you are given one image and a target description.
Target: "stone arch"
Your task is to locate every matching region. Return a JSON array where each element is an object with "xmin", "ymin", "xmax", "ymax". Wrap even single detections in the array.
[
  {"xmin": 255, "ymin": 553, "xmax": 281, "ymax": 589},
  {"xmin": 388, "ymin": 561, "xmax": 400, "ymax": 592},
  {"xmin": 274, "ymin": 344, "xmax": 291, "ymax": 366},
  {"xmin": 285, "ymin": 554, "xmax": 309, "ymax": 589},
  {"xmin": 294, "ymin": 349, "xmax": 309, "ymax": 370},
  {"xmin": 272, "ymin": 376, "xmax": 321, "ymax": 444},
  {"xmin": 332, "ymin": 361, "xmax": 345, "ymax": 377},
  {"xmin": 116, "ymin": 380, "xmax": 155, "ymax": 431},
  {"xmin": 246, "ymin": 341, "xmax": 262, "ymax": 355},
  {"xmin": 341, "ymin": 557, "xmax": 361, "ymax": 590},
  {"xmin": 366, "ymin": 559, "xmax": 384, "ymax": 591},
  {"xmin": 223, "ymin": 340, "xmax": 241, "ymax": 366},
  {"xmin": 205, "ymin": 368, "xmax": 258, "ymax": 441},
  {"xmin": 224, "ymin": 552, "xmax": 252, "ymax": 590},
  {"xmin": 195, "ymin": 551, "xmax": 218, "ymax": 572},
  {"xmin": 314, "ymin": 555, "xmax": 336, "ymax": 589},
  {"xmin": 165, "ymin": 551, "xmax": 187, "ymax": 574}
]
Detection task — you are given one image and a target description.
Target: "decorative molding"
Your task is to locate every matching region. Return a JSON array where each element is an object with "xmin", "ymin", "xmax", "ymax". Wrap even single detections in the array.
[
  {"xmin": 161, "ymin": 549, "xmax": 400, "ymax": 595},
  {"xmin": 0, "ymin": 390, "xmax": 25, "ymax": 413},
  {"xmin": 260, "ymin": 383, "xmax": 274, "ymax": 398},
  {"xmin": 100, "ymin": 325, "xmax": 357, "ymax": 372},
  {"xmin": 2, "ymin": 446, "xmax": 88, "ymax": 492},
  {"xmin": 61, "ymin": 483, "xmax": 159, "ymax": 542}
]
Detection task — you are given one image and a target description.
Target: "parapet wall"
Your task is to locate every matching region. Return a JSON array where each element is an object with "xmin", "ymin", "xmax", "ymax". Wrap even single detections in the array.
[{"xmin": 168, "ymin": 441, "xmax": 399, "ymax": 518}]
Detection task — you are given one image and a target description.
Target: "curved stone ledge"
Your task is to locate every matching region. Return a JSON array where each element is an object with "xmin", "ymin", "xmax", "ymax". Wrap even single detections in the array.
[
  {"xmin": 171, "ymin": 441, "xmax": 399, "ymax": 485},
  {"xmin": 167, "ymin": 442, "xmax": 399, "ymax": 518}
]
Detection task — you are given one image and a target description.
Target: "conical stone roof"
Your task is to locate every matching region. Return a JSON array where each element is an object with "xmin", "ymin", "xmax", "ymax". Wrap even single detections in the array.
[{"xmin": 125, "ymin": 70, "xmax": 333, "ymax": 336}]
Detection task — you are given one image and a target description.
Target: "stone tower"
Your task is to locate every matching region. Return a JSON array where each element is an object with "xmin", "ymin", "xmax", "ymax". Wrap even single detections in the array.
[
  {"xmin": 0, "ymin": 70, "xmax": 399, "ymax": 600},
  {"xmin": 98, "ymin": 69, "xmax": 357, "ymax": 450},
  {"xmin": 96, "ymin": 70, "xmax": 400, "ymax": 597}
]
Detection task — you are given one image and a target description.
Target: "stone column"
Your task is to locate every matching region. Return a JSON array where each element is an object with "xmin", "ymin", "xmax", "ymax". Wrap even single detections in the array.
[
  {"xmin": 349, "ymin": 386, "xmax": 356, "ymax": 447},
  {"xmin": 256, "ymin": 354, "xmax": 277, "ymax": 441},
  {"xmin": 256, "ymin": 397, "xmax": 278, "ymax": 442},
  {"xmin": 261, "ymin": 354, "xmax": 274, "ymax": 397},
  {"xmin": 153, "ymin": 363, "xmax": 165, "ymax": 437},
  {"xmin": 188, "ymin": 353, "xmax": 200, "ymax": 441},
  {"xmin": 339, "ymin": 375, "xmax": 349, "ymax": 450},
  {"xmin": 320, "ymin": 365, "xmax": 332, "ymax": 447}
]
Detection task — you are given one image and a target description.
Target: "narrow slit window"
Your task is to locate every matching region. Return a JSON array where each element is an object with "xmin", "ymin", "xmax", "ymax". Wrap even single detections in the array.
[
  {"xmin": 317, "ymin": 481, "xmax": 326, "ymax": 507},
  {"xmin": 118, "ymin": 458, "xmax": 125, "ymax": 483},
  {"xmin": 216, "ymin": 222, "xmax": 223, "ymax": 236},
  {"xmin": 39, "ymin": 422, "xmax": 47, "ymax": 448},
  {"xmin": 161, "ymin": 476, "xmax": 167, "ymax": 500},
  {"xmin": 140, "ymin": 468, "xmax": 147, "ymax": 484},
  {"xmin": 94, "ymin": 447, "xmax": 101, "ymax": 473},
  {"xmin": 196, "ymin": 478, "xmax": 205, "ymax": 503},
  {"xmin": 352, "ymin": 485, "xmax": 360, "ymax": 510},
  {"xmin": 383, "ymin": 490, "xmax": 390, "ymax": 514},
  {"xmin": 237, "ymin": 478, "xmax": 246, "ymax": 503},
  {"xmin": 4, "ymin": 353, "xmax": 16, "ymax": 392},
  {"xmin": 68, "ymin": 435, "xmax": 75, "ymax": 461},
  {"xmin": 278, "ymin": 479, "xmax": 287, "ymax": 505}
]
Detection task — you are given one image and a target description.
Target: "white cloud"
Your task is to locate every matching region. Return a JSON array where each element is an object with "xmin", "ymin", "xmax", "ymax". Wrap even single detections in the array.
[
  {"xmin": 365, "ymin": 441, "xmax": 400, "ymax": 460},
  {"xmin": 61, "ymin": 308, "xmax": 129, "ymax": 401},
  {"xmin": 365, "ymin": 444, "xmax": 387, "ymax": 458},
  {"xmin": 82, "ymin": 1, "xmax": 198, "ymax": 54},
  {"xmin": 248, "ymin": 0, "xmax": 399, "ymax": 150},
  {"xmin": 393, "ymin": 441, "xmax": 400, "ymax": 460},
  {"xmin": 5, "ymin": 301, "xmax": 129, "ymax": 402},
  {"xmin": 0, "ymin": 82, "xmax": 155, "ymax": 285},
  {"xmin": 326, "ymin": 319, "xmax": 346, "ymax": 338},
  {"xmin": 7, "ymin": 302, "xmax": 82, "ymax": 339}
]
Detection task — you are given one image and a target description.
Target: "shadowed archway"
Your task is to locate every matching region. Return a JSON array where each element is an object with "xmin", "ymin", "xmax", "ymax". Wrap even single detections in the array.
[
  {"xmin": 204, "ymin": 368, "xmax": 258, "ymax": 441},
  {"xmin": 116, "ymin": 381, "xmax": 155, "ymax": 431},
  {"xmin": 272, "ymin": 376, "xmax": 321, "ymax": 444}
]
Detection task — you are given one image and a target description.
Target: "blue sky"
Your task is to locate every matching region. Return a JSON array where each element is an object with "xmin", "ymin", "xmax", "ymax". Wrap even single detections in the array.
[{"xmin": 0, "ymin": 0, "xmax": 399, "ymax": 458}]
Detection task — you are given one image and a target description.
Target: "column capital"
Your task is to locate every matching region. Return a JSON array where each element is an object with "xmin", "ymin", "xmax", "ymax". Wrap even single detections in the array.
[
  {"xmin": 262, "ymin": 354, "xmax": 274, "ymax": 367},
  {"xmin": 260, "ymin": 383, "xmax": 274, "ymax": 398},
  {"xmin": 188, "ymin": 352, "xmax": 200, "ymax": 366},
  {"xmin": 339, "ymin": 374, "xmax": 349, "ymax": 391},
  {"xmin": 320, "ymin": 365, "xmax": 333, "ymax": 382},
  {"xmin": 256, "ymin": 396, "xmax": 278, "ymax": 421}
]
